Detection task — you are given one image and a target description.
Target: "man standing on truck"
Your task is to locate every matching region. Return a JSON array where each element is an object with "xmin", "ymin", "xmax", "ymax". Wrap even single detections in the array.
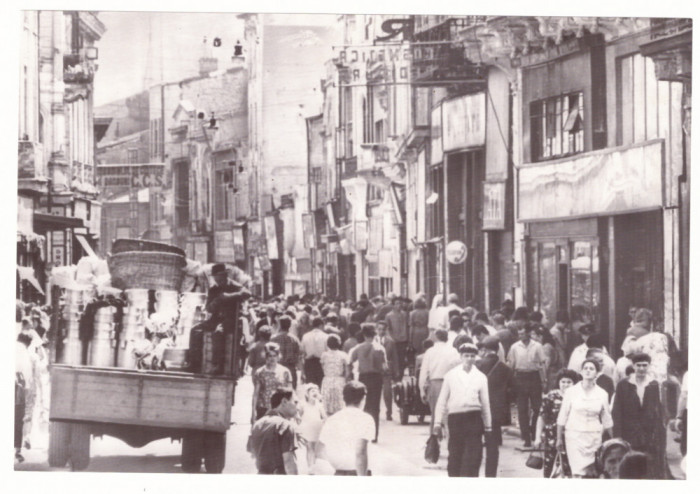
[{"xmin": 249, "ymin": 388, "xmax": 300, "ymax": 475}]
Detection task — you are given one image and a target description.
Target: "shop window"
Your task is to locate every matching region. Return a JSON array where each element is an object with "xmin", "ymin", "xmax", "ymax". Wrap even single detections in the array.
[{"xmin": 530, "ymin": 92, "xmax": 584, "ymax": 161}]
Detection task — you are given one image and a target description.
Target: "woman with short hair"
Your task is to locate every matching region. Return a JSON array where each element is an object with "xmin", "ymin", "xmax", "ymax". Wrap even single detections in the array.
[
  {"xmin": 556, "ymin": 358, "xmax": 614, "ymax": 478},
  {"xmin": 251, "ymin": 342, "xmax": 293, "ymax": 422}
]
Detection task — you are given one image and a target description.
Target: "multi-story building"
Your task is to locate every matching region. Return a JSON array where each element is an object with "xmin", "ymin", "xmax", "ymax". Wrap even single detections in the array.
[{"xmin": 17, "ymin": 11, "xmax": 105, "ymax": 301}]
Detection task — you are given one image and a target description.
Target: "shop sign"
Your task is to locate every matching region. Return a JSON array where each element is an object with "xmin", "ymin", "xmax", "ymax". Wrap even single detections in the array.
[
  {"xmin": 264, "ymin": 215, "xmax": 279, "ymax": 260},
  {"xmin": 96, "ymin": 163, "xmax": 165, "ymax": 189},
  {"xmin": 233, "ymin": 227, "xmax": 246, "ymax": 261},
  {"xmin": 214, "ymin": 230, "xmax": 235, "ymax": 263},
  {"xmin": 446, "ymin": 240, "xmax": 467, "ymax": 264},
  {"xmin": 302, "ymin": 213, "xmax": 317, "ymax": 249},
  {"xmin": 442, "ymin": 93, "xmax": 486, "ymax": 152},
  {"xmin": 483, "ymin": 181, "xmax": 506, "ymax": 230},
  {"xmin": 89, "ymin": 202, "xmax": 101, "ymax": 237},
  {"xmin": 430, "ymin": 105, "xmax": 443, "ymax": 165},
  {"xmin": 518, "ymin": 140, "xmax": 664, "ymax": 221}
]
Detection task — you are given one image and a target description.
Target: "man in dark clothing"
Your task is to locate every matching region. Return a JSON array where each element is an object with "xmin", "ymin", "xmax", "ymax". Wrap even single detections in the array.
[
  {"xmin": 349, "ymin": 323, "xmax": 387, "ymax": 442},
  {"xmin": 351, "ymin": 295, "xmax": 375, "ymax": 324},
  {"xmin": 249, "ymin": 388, "xmax": 300, "ymax": 474},
  {"xmin": 587, "ymin": 348, "xmax": 615, "ymax": 401},
  {"xmin": 476, "ymin": 336, "xmax": 513, "ymax": 477},
  {"xmin": 374, "ymin": 293, "xmax": 395, "ymax": 322},
  {"xmin": 386, "ymin": 298, "xmax": 409, "ymax": 377},
  {"xmin": 271, "ymin": 316, "xmax": 301, "ymax": 390},
  {"xmin": 376, "ymin": 321, "xmax": 400, "ymax": 421}
]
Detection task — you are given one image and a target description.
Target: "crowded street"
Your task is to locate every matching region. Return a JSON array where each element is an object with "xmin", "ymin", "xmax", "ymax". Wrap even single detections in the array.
[{"xmin": 15, "ymin": 10, "xmax": 690, "ymax": 481}]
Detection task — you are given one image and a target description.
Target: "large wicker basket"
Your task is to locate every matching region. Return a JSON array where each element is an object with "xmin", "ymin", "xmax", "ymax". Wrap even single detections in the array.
[
  {"xmin": 111, "ymin": 238, "xmax": 186, "ymax": 257},
  {"xmin": 108, "ymin": 251, "xmax": 187, "ymax": 291}
]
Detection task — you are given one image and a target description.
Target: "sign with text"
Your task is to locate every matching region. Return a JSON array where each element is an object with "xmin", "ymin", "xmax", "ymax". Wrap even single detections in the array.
[
  {"xmin": 96, "ymin": 163, "xmax": 165, "ymax": 189},
  {"xmin": 446, "ymin": 240, "xmax": 467, "ymax": 265},
  {"xmin": 442, "ymin": 93, "xmax": 486, "ymax": 152},
  {"xmin": 483, "ymin": 181, "xmax": 506, "ymax": 230}
]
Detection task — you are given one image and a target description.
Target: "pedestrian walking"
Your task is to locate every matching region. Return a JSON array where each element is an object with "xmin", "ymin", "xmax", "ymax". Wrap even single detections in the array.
[
  {"xmin": 249, "ymin": 388, "xmax": 300, "ymax": 475},
  {"xmin": 532, "ymin": 324, "xmax": 561, "ymax": 391},
  {"xmin": 386, "ymin": 298, "xmax": 409, "ymax": 376},
  {"xmin": 247, "ymin": 326, "xmax": 272, "ymax": 374},
  {"xmin": 318, "ymin": 381, "xmax": 375, "ymax": 475},
  {"xmin": 251, "ymin": 342, "xmax": 293, "ymax": 422},
  {"xmin": 301, "ymin": 317, "xmax": 329, "ymax": 387},
  {"xmin": 549, "ymin": 310, "xmax": 569, "ymax": 370},
  {"xmin": 298, "ymin": 384, "xmax": 325, "ymax": 472},
  {"xmin": 433, "ymin": 343, "xmax": 492, "ymax": 477},
  {"xmin": 611, "ymin": 352, "xmax": 667, "ymax": 479},
  {"xmin": 418, "ymin": 329, "xmax": 460, "ymax": 430},
  {"xmin": 533, "ymin": 368, "xmax": 579, "ymax": 478},
  {"xmin": 506, "ymin": 323, "xmax": 546, "ymax": 447},
  {"xmin": 586, "ymin": 348, "xmax": 615, "ymax": 401},
  {"xmin": 476, "ymin": 336, "xmax": 513, "ymax": 477},
  {"xmin": 271, "ymin": 316, "xmax": 301, "ymax": 390},
  {"xmin": 349, "ymin": 323, "xmax": 387, "ymax": 442},
  {"xmin": 342, "ymin": 322, "xmax": 361, "ymax": 354},
  {"xmin": 408, "ymin": 297, "xmax": 430, "ymax": 353},
  {"xmin": 556, "ymin": 358, "xmax": 613, "ymax": 478},
  {"xmin": 320, "ymin": 334, "xmax": 350, "ymax": 416},
  {"xmin": 376, "ymin": 321, "xmax": 400, "ymax": 421}
]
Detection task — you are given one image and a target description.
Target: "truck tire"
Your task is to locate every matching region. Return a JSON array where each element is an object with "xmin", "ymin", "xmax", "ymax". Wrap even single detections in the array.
[
  {"xmin": 181, "ymin": 433, "xmax": 204, "ymax": 473},
  {"xmin": 69, "ymin": 423, "xmax": 91, "ymax": 471},
  {"xmin": 48, "ymin": 422, "xmax": 71, "ymax": 467},
  {"xmin": 203, "ymin": 432, "xmax": 226, "ymax": 473}
]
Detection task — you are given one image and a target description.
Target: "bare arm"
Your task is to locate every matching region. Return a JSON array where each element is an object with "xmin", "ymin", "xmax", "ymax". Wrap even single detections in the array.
[{"xmin": 355, "ymin": 439, "xmax": 369, "ymax": 476}]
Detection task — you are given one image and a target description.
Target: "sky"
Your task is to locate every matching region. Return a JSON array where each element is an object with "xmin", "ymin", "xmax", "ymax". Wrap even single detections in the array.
[{"xmin": 93, "ymin": 12, "xmax": 340, "ymax": 107}]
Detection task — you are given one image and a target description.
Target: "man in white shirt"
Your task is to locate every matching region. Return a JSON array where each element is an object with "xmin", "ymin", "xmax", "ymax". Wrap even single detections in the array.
[
  {"xmin": 441, "ymin": 293, "xmax": 463, "ymax": 334},
  {"xmin": 301, "ymin": 317, "xmax": 329, "ymax": 387},
  {"xmin": 318, "ymin": 381, "xmax": 375, "ymax": 476},
  {"xmin": 419, "ymin": 329, "xmax": 461, "ymax": 430},
  {"xmin": 433, "ymin": 343, "xmax": 492, "ymax": 477}
]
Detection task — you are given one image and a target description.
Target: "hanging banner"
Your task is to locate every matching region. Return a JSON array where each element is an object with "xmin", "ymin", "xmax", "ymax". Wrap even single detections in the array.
[
  {"xmin": 483, "ymin": 181, "xmax": 506, "ymax": 230},
  {"xmin": 264, "ymin": 215, "xmax": 279, "ymax": 260},
  {"xmin": 214, "ymin": 230, "xmax": 236, "ymax": 263}
]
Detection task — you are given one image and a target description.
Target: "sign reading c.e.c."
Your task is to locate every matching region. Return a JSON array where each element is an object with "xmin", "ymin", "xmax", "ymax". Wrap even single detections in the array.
[
  {"xmin": 446, "ymin": 240, "xmax": 468, "ymax": 265},
  {"xmin": 131, "ymin": 171, "xmax": 165, "ymax": 188}
]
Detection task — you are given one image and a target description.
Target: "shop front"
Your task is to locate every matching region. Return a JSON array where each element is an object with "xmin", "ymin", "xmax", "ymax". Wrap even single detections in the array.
[{"xmin": 518, "ymin": 139, "xmax": 666, "ymax": 356}]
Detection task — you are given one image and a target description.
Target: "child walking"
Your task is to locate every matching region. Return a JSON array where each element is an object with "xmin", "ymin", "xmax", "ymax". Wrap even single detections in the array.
[{"xmin": 298, "ymin": 384, "xmax": 326, "ymax": 473}]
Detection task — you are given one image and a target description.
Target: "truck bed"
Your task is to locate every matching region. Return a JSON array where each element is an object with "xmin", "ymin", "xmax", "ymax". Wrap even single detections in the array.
[{"xmin": 50, "ymin": 364, "xmax": 235, "ymax": 432}]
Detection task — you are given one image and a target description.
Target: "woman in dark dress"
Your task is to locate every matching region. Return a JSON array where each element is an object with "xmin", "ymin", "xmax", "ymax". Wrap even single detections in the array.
[
  {"xmin": 611, "ymin": 352, "xmax": 667, "ymax": 479},
  {"xmin": 534, "ymin": 368, "xmax": 580, "ymax": 477}
]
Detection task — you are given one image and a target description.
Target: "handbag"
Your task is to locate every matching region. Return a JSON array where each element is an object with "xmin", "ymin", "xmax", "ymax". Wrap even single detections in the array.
[
  {"xmin": 526, "ymin": 450, "xmax": 544, "ymax": 470},
  {"xmin": 424, "ymin": 434, "xmax": 440, "ymax": 464},
  {"xmin": 550, "ymin": 452, "xmax": 563, "ymax": 478}
]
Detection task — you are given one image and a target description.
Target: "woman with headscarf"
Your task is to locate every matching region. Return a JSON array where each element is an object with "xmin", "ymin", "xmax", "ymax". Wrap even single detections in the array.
[
  {"xmin": 556, "ymin": 358, "xmax": 614, "ymax": 477},
  {"xmin": 533, "ymin": 368, "xmax": 579, "ymax": 477},
  {"xmin": 595, "ymin": 438, "xmax": 632, "ymax": 479}
]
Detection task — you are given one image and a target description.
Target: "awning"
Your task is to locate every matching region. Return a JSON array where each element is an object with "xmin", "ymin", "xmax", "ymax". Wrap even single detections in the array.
[
  {"xmin": 17, "ymin": 266, "xmax": 45, "ymax": 295},
  {"xmin": 34, "ymin": 212, "xmax": 84, "ymax": 229},
  {"xmin": 75, "ymin": 233, "xmax": 98, "ymax": 258}
]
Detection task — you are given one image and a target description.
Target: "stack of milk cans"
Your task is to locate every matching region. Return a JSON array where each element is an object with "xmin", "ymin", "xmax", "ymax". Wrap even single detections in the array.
[{"xmin": 60, "ymin": 285, "xmax": 94, "ymax": 365}]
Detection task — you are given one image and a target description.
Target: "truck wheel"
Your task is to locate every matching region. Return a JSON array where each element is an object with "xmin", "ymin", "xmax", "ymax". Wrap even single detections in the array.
[
  {"xmin": 418, "ymin": 415, "xmax": 426, "ymax": 424},
  {"xmin": 48, "ymin": 422, "xmax": 71, "ymax": 467},
  {"xmin": 181, "ymin": 433, "xmax": 204, "ymax": 473},
  {"xmin": 400, "ymin": 408, "xmax": 409, "ymax": 425},
  {"xmin": 69, "ymin": 423, "xmax": 91, "ymax": 471},
  {"xmin": 203, "ymin": 432, "xmax": 226, "ymax": 473}
]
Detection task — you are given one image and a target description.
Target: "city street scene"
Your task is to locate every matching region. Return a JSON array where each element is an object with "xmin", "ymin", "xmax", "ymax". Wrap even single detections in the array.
[{"xmin": 15, "ymin": 10, "xmax": 690, "ymax": 480}]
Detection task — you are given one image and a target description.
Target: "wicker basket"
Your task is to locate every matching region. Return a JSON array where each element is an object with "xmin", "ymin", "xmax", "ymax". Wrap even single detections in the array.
[
  {"xmin": 108, "ymin": 251, "xmax": 187, "ymax": 291},
  {"xmin": 111, "ymin": 238, "xmax": 186, "ymax": 257}
]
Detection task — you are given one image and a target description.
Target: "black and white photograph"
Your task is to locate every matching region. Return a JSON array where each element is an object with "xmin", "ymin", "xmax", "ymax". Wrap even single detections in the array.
[{"xmin": 10, "ymin": 1, "xmax": 692, "ymax": 483}]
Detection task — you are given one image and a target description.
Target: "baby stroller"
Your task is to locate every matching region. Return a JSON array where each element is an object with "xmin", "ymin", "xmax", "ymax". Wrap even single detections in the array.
[{"xmin": 392, "ymin": 347, "xmax": 431, "ymax": 425}]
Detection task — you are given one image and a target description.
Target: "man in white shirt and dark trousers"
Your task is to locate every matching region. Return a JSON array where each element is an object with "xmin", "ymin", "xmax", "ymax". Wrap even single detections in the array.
[
  {"xmin": 419, "ymin": 329, "xmax": 461, "ymax": 430},
  {"xmin": 301, "ymin": 317, "xmax": 329, "ymax": 387},
  {"xmin": 433, "ymin": 343, "xmax": 492, "ymax": 477},
  {"xmin": 318, "ymin": 381, "xmax": 375, "ymax": 475}
]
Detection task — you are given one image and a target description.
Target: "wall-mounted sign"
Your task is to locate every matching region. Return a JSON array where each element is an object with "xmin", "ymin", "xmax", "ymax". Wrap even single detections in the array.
[
  {"xmin": 446, "ymin": 240, "xmax": 467, "ymax": 265},
  {"xmin": 214, "ymin": 230, "xmax": 235, "ymax": 263},
  {"xmin": 302, "ymin": 213, "xmax": 317, "ymax": 249},
  {"xmin": 442, "ymin": 93, "xmax": 486, "ymax": 152},
  {"xmin": 483, "ymin": 181, "xmax": 506, "ymax": 230},
  {"xmin": 96, "ymin": 163, "xmax": 165, "ymax": 189},
  {"xmin": 264, "ymin": 215, "xmax": 279, "ymax": 260},
  {"xmin": 232, "ymin": 227, "xmax": 246, "ymax": 261},
  {"xmin": 354, "ymin": 220, "xmax": 368, "ymax": 251}
]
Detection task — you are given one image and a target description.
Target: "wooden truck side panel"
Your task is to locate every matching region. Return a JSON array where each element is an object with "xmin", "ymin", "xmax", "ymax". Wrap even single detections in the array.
[{"xmin": 50, "ymin": 365, "xmax": 234, "ymax": 432}]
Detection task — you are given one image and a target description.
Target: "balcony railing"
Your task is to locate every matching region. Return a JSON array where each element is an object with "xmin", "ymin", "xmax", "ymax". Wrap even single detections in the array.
[{"xmin": 63, "ymin": 53, "xmax": 95, "ymax": 84}]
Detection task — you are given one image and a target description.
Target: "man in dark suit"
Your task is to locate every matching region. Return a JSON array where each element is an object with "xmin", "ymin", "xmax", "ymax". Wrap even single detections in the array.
[
  {"xmin": 377, "ymin": 321, "xmax": 400, "ymax": 421},
  {"xmin": 476, "ymin": 336, "xmax": 514, "ymax": 477}
]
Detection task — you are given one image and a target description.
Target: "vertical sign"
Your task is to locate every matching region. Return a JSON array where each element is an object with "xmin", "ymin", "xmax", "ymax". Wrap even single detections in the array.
[
  {"xmin": 430, "ymin": 104, "xmax": 443, "ymax": 165},
  {"xmin": 354, "ymin": 220, "xmax": 368, "ymax": 251},
  {"xmin": 302, "ymin": 213, "xmax": 317, "ymax": 249},
  {"xmin": 483, "ymin": 181, "xmax": 506, "ymax": 230},
  {"xmin": 264, "ymin": 215, "xmax": 279, "ymax": 260}
]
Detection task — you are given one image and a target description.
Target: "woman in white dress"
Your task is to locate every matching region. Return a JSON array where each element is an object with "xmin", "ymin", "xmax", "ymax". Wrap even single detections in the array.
[{"xmin": 556, "ymin": 358, "xmax": 613, "ymax": 477}]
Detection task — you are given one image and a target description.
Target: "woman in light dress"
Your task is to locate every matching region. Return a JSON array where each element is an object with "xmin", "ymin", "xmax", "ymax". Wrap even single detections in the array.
[
  {"xmin": 298, "ymin": 384, "xmax": 325, "ymax": 472},
  {"xmin": 320, "ymin": 334, "xmax": 350, "ymax": 416},
  {"xmin": 556, "ymin": 358, "xmax": 613, "ymax": 478}
]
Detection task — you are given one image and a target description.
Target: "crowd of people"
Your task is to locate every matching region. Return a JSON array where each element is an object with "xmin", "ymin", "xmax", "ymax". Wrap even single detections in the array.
[{"xmin": 240, "ymin": 291, "xmax": 687, "ymax": 478}]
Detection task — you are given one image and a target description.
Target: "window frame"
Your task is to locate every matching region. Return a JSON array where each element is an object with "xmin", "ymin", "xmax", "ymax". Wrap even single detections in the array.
[{"xmin": 529, "ymin": 91, "xmax": 585, "ymax": 162}]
